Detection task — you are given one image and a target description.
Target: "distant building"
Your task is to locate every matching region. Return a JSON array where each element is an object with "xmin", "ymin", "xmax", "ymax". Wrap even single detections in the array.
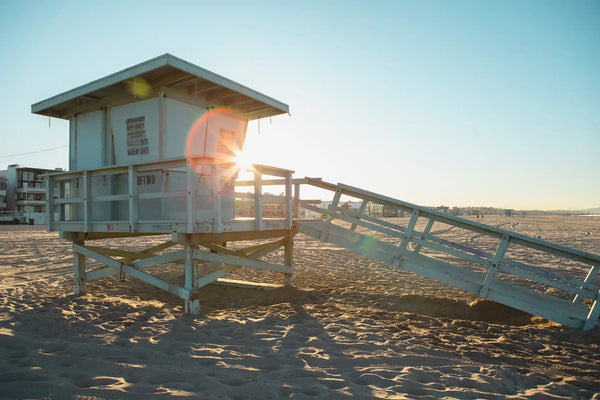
[
  {"xmin": 0, "ymin": 175, "xmax": 7, "ymax": 219},
  {"xmin": 0, "ymin": 165, "xmax": 59, "ymax": 224}
]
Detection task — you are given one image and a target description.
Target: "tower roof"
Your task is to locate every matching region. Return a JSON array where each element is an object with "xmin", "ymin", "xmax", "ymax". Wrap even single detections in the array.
[{"xmin": 31, "ymin": 53, "xmax": 289, "ymax": 121}]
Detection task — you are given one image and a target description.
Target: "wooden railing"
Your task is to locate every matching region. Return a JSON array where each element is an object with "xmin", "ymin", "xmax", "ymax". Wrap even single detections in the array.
[{"xmin": 46, "ymin": 158, "xmax": 295, "ymax": 234}]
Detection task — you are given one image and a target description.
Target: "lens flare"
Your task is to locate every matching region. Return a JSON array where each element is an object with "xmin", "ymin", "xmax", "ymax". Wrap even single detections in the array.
[
  {"xmin": 126, "ymin": 77, "xmax": 151, "ymax": 99},
  {"xmin": 186, "ymin": 107, "xmax": 247, "ymax": 173}
]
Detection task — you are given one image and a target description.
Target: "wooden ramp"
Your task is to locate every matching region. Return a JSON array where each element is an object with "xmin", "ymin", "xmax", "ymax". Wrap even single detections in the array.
[{"xmin": 293, "ymin": 179, "xmax": 600, "ymax": 330}]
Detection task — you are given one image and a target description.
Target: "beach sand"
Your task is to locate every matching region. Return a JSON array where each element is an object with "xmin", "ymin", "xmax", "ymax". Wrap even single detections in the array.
[{"xmin": 0, "ymin": 215, "xmax": 599, "ymax": 399}]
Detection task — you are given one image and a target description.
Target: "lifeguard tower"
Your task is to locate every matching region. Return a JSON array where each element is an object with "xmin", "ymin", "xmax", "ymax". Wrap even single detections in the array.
[
  {"xmin": 33, "ymin": 55, "xmax": 600, "ymax": 330},
  {"xmin": 32, "ymin": 54, "xmax": 297, "ymax": 313}
]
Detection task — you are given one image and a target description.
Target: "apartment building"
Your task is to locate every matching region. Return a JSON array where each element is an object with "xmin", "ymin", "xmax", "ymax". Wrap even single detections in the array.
[{"xmin": 0, "ymin": 165, "xmax": 59, "ymax": 224}]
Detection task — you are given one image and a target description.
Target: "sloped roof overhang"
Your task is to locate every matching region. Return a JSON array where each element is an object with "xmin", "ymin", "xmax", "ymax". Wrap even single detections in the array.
[{"xmin": 31, "ymin": 53, "xmax": 289, "ymax": 121}]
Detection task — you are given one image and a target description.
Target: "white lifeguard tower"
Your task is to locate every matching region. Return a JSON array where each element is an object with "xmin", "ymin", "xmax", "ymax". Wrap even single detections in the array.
[
  {"xmin": 33, "ymin": 54, "xmax": 297, "ymax": 313},
  {"xmin": 33, "ymin": 54, "xmax": 600, "ymax": 329}
]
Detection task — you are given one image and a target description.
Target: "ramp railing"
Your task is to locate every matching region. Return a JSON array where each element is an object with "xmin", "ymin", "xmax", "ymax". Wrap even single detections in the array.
[{"xmin": 252, "ymin": 176, "xmax": 600, "ymax": 330}]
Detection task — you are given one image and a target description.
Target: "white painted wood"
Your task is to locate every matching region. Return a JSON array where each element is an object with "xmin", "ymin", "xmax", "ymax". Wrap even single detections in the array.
[
  {"xmin": 393, "ymin": 210, "xmax": 419, "ymax": 267},
  {"xmin": 192, "ymin": 249, "xmax": 293, "ymax": 274},
  {"xmin": 479, "ymin": 235, "xmax": 511, "ymax": 298}
]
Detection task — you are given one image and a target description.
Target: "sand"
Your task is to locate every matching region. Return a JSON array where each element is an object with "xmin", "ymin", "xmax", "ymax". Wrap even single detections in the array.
[{"xmin": 0, "ymin": 215, "xmax": 599, "ymax": 399}]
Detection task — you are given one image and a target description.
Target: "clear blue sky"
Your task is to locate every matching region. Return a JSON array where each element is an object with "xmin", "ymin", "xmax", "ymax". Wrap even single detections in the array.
[{"xmin": 1, "ymin": 0, "xmax": 598, "ymax": 210}]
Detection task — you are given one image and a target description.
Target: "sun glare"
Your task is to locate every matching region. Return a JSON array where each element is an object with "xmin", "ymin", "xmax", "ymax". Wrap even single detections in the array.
[{"xmin": 233, "ymin": 150, "xmax": 254, "ymax": 172}]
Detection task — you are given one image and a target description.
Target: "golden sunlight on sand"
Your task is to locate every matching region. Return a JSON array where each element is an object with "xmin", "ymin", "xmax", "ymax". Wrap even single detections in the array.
[{"xmin": 0, "ymin": 215, "xmax": 599, "ymax": 399}]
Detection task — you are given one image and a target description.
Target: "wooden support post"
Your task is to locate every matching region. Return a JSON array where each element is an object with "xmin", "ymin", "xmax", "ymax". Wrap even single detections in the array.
[
  {"xmin": 393, "ymin": 210, "xmax": 419, "ymax": 267},
  {"xmin": 184, "ymin": 243, "xmax": 200, "ymax": 315},
  {"xmin": 479, "ymin": 235, "xmax": 511, "ymax": 298},
  {"xmin": 283, "ymin": 234, "xmax": 294, "ymax": 286},
  {"xmin": 350, "ymin": 200, "xmax": 368, "ymax": 231},
  {"xmin": 413, "ymin": 218, "xmax": 435, "ymax": 255},
  {"xmin": 73, "ymin": 240, "xmax": 86, "ymax": 295},
  {"xmin": 254, "ymin": 169, "xmax": 263, "ymax": 231}
]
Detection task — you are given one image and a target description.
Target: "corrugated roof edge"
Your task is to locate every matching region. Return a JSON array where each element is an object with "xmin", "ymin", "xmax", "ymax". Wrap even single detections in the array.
[{"xmin": 31, "ymin": 53, "xmax": 289, "ymax": 117}]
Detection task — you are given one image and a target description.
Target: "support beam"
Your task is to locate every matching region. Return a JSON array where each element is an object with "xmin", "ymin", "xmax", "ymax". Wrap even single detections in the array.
[
  {"xmin": 74, "ymin": 244, "xmax": 190, "ymax": 300},
  {"xmin": 192, "ymin": 249, "xmax": 293, "ymax": 274}
]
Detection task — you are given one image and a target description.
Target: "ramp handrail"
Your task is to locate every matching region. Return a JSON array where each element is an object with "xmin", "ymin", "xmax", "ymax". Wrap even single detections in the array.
[{"xmin": 288, "ymin": 177, "xmax": 599, "ymax": 330}]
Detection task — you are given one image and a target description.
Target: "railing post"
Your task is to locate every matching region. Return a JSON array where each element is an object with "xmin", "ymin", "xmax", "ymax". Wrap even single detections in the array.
[
  {"xmin": 393, "ymin": 210, "xmax": 419, "ymax": 267},
  {"xmin": 83, "ymin": 171, "xmax": 91, "ymax": 232},
  {"xmin": 350, "ymin": 199, "xmax": 368, "ymax": 231},
  {"xmin": 59, "ymin": 180, "xmax": 66, "ymax": 222},
  {"xmin": 320, "ymin": 188, "xmax": 342, "ymax": 241},
  {"xmin": 128, "ymin": 166, "xmax": 137, "ymax": 233},
  {"xmin": 479, "ymin": 235, "xmax": 511, "ymax": 298},
  {"xmin": 584, "ymin": 291, "xmax": 600, "ymax": 331},
  {"xmin": 284, "ymin": 172, "xmax": 292, "ymax": 229},
  {"xmin": 254, "ymin": 168, "xmax": 263, "ymax": 231},
  {"xmin": 573, "ymin": 265, "xmax": 599, "ymax": 303},
  {"xmin": 413, "ymin": 218, "xmax": 435, "ymax": 255},
  {"xmin": 212, "ymin": 163, "xmax": 223, "ymax": 233},
  {"xmin": 293, "ymin": 183, "xmax": 300, "ymax": 219},
  {"xmin": 186, "ymin": 164, "xmax": 196, "ymax": 233},
  {"xmin": 46, "ymin": 175, "xmax": 54, "ymax": 232}
]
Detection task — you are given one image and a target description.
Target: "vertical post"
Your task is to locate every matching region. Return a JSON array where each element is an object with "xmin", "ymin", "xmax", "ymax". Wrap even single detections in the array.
[
  {"xmin": 58, "ymin": 180, "xmax": 65, "ymax": 222},
  {"xmin": 584, "ymin": 291, "xmax": 600, "ymax": 331},
  {"xmin": 479, "ymin": 235, "xmax": 511, "ymax": 298},
  {"xmin": 350, "ymin": 199, "xmax": 368, "ymax": 231},
  {"xmin": 320, "ymin": 188, "xmax": 342, "ymax": 241},
  {"xmin": 283, "ymin": 234, "xmax": 294, "ymax": 286},
  {"xmin": 413, "ymin": 218, "xmax": 435, "ymax": 255},
  {"xmin": 393, "ymin": 210, "xmax": 419, "ymax": 267},
  {"xmin": 46, "ymin": 175, "xmax": 54, "ymax": 232},
  {"xmin": 186, "ymin": 165, "xmax": 196, "ymax": 233},
  {"xmin": 212, "ymin": 163, "xmax": 223, "ymax": 233},
  {"xmin": 184, "ymin": 242, "xmax": 200, "ymax": 314},
  {"xmin": 573, "ymin": 265, "xmax": 599, "ymax": 303},
  {"xmin": 73, "ymin": 239, "xmax": 86, "ymax": 295},
  {"xmin": 293, "ymin": 183, "xmax": 300, "ymax": 219},
  {"xmin": 83, "ymin": 171, "xmax": 91, "ymax": 232},
  {"xmin": 128, "ymin": 166, "xmax": 138, "ymax": 233},
  {"xmin": 161, "ymin": 170, "xmax": 166, "ymax": 220},
  {"xmin": 284, "ymin": 172, "xmax": 293, "ymax": 229},
  {"xmin": 254, "ymin": 169, "xmax": 263, "ymax": 231}
]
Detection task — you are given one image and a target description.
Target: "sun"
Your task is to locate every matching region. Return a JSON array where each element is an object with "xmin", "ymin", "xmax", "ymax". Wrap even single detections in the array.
[{"xmin": 232, "ymin": 149, "xmax": 254, "ymax": 172}]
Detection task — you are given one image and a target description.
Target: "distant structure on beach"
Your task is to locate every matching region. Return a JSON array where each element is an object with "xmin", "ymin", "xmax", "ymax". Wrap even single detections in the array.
[{"xmin": 0, "ymin": 164, "xmax": 60, "ymax": 225}]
